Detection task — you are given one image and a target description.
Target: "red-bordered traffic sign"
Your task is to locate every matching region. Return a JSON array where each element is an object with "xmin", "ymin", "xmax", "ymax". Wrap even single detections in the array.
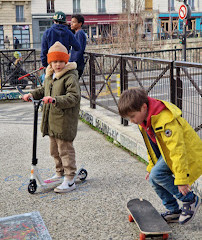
[{"xmin": 179, "ymin": 4, "xmax": 187, "ymax": 20}]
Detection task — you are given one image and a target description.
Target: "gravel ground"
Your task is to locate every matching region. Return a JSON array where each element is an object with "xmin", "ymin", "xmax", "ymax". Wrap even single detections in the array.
[{"xmin": 0, "ymin": 101, "xmax": 201, "ymax": 240}]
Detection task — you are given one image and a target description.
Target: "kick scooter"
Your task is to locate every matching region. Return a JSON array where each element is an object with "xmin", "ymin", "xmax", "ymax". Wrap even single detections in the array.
[{"xmin": 16, "ymin": 86, "xmax": 88, "ymax": 194}]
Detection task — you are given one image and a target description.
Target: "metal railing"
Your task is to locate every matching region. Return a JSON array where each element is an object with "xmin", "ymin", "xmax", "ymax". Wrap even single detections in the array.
[
  {"xmin": 122, "ymin": 47, "xmax": 202, "ymax": 63},
  {"xmin": 0, "ymin": 49, "xmax": 201, "ymax": 138},
  {"xmin": 0, "ymin": 49, "xmax": 42, "ymax": 89},
  {"xmin": 80, "ymin": 52, "xmax": 202, "ymax": 138}
]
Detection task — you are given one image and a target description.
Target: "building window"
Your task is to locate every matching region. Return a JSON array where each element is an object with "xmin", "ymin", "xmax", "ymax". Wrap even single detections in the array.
[
  {"xmin": 39, "ymin": 21, "xmax": 52, "ymax": 42},
  {"xmin": 188, "ymin": 0, "xmax": 195, "ymax": 10},
  {"xmin": 145, "ymin": 18, "xmax": 152, "ymax": 33},
  {"xmin": 145, "ymin": 0, "xmax": 153, "ymax": 11},
  {"xmin": 82, "ymin": 25, "xmax": 89, "ymax": 38},
  {"xmin": 161, "ymin": 20, "xmax": 169, "ymax": 32},
  {"xmin": 73, "ymin": 0, "xmax": 81, "ymax": 13},
  {"xmin": 122, "ymin": 0, "xmax": 130, "ymax": 13},
  {"xmin": 47, "ymin": 0, "xmax": 55, "ymax": 13},
  {"xmin": 168, "ymin": 0, "xmax": 174, "ymax": 11},
  {"xmin": 16, "ymin": 5, "xmax": 25, "ymax": 22},
  {"xmin": 98, "ymin": 0, "xmax": 106, "ymax": 13},
  {"xmin": 0, "ymin": 26, "xmax": 4, "ymax": 49},
  {"xmin": 13, "ymin": 25, "xmax": 30, "ymax": 49}
]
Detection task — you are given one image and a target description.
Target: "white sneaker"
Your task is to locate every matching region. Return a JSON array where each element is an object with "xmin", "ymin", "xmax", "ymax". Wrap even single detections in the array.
[
  {"xmin": 44, "ymin": 174, "xmax": 63, "ymax": 184},
  {"xmin": 54, "ymin": 179, "xmax": 76, "ymax": 193}
]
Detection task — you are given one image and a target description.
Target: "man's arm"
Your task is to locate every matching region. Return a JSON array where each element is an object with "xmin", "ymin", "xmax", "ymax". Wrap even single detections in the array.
[
  {"xmin": 69, "ymin": 31, "xmax": 81, "ymax": 51},
  {"xmin": 40, "ymin": 33, "xmax": 49, "ymax": 67},
  {"xmin": 76, "ymin": 31, "xmax": 86, "ymax": 52}
]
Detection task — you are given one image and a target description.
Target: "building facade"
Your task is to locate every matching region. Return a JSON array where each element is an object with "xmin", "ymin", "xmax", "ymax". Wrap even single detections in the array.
[
  {"xmin": 0, "ymin": 1, "xmax": 201, "ymax": 49},
  {"xmin": 31, "ymin": 0, "xmax": 130, "ymax": 48},
  {"xmin": 144, "ymin": 0, "xmax": 202, "ymax": 40},
  {"xmin": 0, "ymin": 0, "xmax": 32, "ymax": 49}
]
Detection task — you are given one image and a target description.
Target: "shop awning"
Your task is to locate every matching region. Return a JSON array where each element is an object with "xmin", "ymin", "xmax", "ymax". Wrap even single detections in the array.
[{"xmin": 66, "ymin": 14, "xmax": 121, "ymax": 25}]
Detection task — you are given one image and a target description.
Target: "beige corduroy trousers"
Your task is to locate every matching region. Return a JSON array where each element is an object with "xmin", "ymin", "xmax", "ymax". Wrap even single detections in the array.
[{"xmin": 49, "ymin": 136, "xmax": 77, "ymax": 181}]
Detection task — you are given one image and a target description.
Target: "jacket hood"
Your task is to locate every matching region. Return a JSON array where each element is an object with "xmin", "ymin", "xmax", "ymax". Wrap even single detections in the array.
[
  {"xmin": 162, "ymin": 100, "xmax": 182, "ymax": 117},
  {"xmin": 51, "ymin": 24, "xmax": 70, "ymax": 37},
  {"xmin": 151, "ymin": 100, "xmax": 182, "ymax": 127},
  {"xmin": 140, "ymin": 97, "xmax": 166, "ymax": 143},
  {"xmin": 45, "ymin": 62, "xmax": 77, "ymax": 79}
]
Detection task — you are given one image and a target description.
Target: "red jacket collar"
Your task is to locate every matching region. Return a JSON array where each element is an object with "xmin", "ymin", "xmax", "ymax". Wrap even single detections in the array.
[{"xmin": 140, "ymin": 97, "xmax": 166, "ymax": 143}]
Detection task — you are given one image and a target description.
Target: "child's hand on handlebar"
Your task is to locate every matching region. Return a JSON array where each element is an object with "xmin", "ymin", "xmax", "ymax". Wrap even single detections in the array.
[
  {"xmin": 23, "ymin": 93, "xmax": 33, "ymax": 102},
  {"xmin": 42, "ymin": 96, "xmax": 56, "ymax": 104}
]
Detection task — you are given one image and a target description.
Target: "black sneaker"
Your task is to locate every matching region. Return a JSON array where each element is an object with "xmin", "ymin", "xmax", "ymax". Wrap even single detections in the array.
[{"xmin": 161, "ymin": 209, "xmax": 182, "ymax": 223}]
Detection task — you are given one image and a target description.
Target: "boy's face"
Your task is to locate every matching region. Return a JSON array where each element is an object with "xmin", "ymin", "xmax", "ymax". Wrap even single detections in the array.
[
  {"xmin": 71, "ymin": 17, "xmax": 82, "ymax": 31},
  {"xmin": 126, "ymin": 103, "xmax": 148, "ymax": 125},
  {"xmin": 51, "ymin": 61, "xmax": 66, "ymax": 73}
]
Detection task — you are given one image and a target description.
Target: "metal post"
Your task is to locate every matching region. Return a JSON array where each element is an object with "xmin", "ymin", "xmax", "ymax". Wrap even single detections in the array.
[
  {"xmin": 89, "ymin": 53, "xmax": 96, "ymax": 109},
  {"xmin": 120, "ymin": 56, "xmax": 128, "ymax": 126},
  {"xmin": 170, "ymin": 61, "xmax": 176, "ymax": 104},
  {"xmin": 176, "ymin": 67, "xmax": 183, "ymax": 110},
  {"xmin": 182, "ymin": 0, "xmax": 187, "ymax": 61},
  {"xmin": 174, "ymin": 46, "xmax": 177, "ymax": 61},
  {"xmin": 33, "ymin": 50, "xmax": 37, "ymax": 88}
]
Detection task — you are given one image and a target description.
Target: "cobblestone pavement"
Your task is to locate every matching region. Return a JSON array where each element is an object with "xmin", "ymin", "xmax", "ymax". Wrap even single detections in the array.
[{"xmin": 0, "ymin": 101, "xmax": 201, "ymax": 240}]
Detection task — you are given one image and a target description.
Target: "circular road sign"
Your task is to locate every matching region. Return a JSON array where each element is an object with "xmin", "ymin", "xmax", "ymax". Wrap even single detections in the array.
[{"xmin": 179, "ymin": 4, "xmax": 187, "ymax": 20}]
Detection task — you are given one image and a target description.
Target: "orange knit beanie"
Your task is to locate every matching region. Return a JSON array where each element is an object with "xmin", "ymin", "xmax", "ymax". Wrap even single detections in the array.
[{"xmin": 47, "ymin": 41, "xmax": 70, "ymax": 64}]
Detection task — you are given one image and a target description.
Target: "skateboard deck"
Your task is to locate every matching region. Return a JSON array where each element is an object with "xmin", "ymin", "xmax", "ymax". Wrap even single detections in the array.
[{"xmin": 127, "ymin": 198, "xmax": 171, "ymax": 238}]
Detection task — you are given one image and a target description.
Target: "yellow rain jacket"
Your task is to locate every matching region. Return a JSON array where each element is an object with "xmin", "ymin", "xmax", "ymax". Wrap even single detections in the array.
[{"xmin": 139, "ymin": 100, "xmax": 202, "ymax": 186}]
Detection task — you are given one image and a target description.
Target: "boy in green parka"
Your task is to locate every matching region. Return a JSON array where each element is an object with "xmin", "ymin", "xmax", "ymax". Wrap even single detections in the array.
[
  {"xmin": 118, "ymin": 88, "xmax": 202, "ymax": 224},
  {"xmin": 23, "ymin": 41, "xmax": 81, "ymax": 193}
]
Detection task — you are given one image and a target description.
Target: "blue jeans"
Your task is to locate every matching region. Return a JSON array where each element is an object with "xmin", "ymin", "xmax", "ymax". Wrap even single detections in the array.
[{"xmin": 149, "ymin": 155, "xmax": 194, "ymax": 212}]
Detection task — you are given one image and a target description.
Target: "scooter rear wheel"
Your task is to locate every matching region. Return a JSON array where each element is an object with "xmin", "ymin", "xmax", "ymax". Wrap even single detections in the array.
[{"xmin": 28, "ymin": 179, "xmax": 37, "ymax": 194}]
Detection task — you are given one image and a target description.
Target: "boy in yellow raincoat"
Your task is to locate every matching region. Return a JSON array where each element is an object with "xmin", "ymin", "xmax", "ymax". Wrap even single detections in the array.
[{"xmin": 118, "ymin": 88, "xmax": 202, "ymax": 224}]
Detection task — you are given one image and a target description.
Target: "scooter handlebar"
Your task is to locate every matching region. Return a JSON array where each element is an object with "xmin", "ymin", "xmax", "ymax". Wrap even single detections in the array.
[
  {"xmin": 18, "ymin": 73, "xmax": 30, "ymax": 80},
  {"xmin": 18, "ymin": 67, "xmax": 45, "ymax": 81}
]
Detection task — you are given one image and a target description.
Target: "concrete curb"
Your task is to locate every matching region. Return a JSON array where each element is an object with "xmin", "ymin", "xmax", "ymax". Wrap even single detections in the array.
[
  {"xmin": 79, "ymin": 98, "xmax": 148, "ymax": 162},
  {"xmin": 0, "ymin": 89, "xmax": 31, "ymax": 100},
  {"xmin": 0, "ymin": 91, "xmax": 21, "ymax": 100}
]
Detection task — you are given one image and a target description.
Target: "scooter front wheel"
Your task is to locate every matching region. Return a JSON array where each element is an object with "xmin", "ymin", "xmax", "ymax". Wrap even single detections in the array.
[
  {"xmin": 28, "ymin": 179, "xmax": 37, "ymax": 194},
  {"xmin": 78, "ymin": 168, "xmax": 88, "ymax": 181}
]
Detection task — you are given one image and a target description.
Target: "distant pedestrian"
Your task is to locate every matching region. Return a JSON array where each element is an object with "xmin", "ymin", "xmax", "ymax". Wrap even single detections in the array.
[
  {"xmin": 118, "ymin": 88, "xmax": 202, "ymax": 225},
  {"xmin": 41, "ymin": 11, "xmax": 81, "ymax": 67},
  {"xmin": 23, "ymin": 42, "xmax": 80, "ymax": 193},
  {"xmin": 69, "ymin": 14, "xmax": 86, "ymax": 79},
  {"xmin": 4, "ymin": 35, "xmax": 10, "ymax": 49},
  {"xmin": 14, "ymin": 37, "xmax": 19, "ymax": 49}
]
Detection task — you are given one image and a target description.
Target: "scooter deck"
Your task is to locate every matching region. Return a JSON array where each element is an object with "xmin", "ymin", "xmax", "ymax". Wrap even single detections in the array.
[
  {"xmin": 127, "ymin": 198, "xmax": 171, "ymax": 235},
  {"xmin": 43, "ymin": 178, "xmax": 64, "ymax": 184}
]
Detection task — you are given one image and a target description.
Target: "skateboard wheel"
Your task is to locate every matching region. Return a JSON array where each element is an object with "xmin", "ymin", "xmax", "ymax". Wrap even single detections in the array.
[
  {"xmin": 163, "ymin": 234, "xmax": 169, "ymax": 239},
  {"xmin": 139, "ymin": 233, "xmax": 146, "ymax": 240},
  {"xmin": 128, "ymin": 214, "xmax": 134, "ymax": 222}
]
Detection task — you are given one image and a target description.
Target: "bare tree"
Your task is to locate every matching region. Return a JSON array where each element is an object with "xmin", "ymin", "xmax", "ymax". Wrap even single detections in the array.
[
  {"xmin": 95, "ymin": 0, "xmax": 154, "ymax": 54},
  {"xmin": 90, "ymin": 0, "xmax": 163, "ymax": 54}
]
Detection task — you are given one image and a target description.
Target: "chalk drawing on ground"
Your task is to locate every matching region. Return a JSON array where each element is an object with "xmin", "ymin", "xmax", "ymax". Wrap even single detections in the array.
[{"xmin": 0, "ymin": 211, "xmax": 52, "ymax": 240}]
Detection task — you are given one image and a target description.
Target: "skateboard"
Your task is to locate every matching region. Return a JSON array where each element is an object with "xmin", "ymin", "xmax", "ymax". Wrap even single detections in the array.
[{"xmin": 127, "ymin": 198, "xmax": 171, "ymax": 240}]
